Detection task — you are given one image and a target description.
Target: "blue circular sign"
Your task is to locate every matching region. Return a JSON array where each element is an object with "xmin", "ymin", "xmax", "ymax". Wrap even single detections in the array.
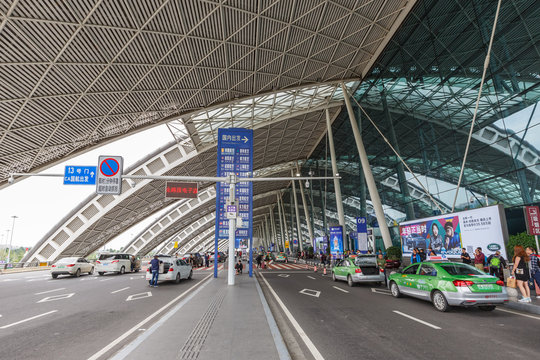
[{"xmin": 100, "ymin": 158, "xmax": 120, "ymax": 177}]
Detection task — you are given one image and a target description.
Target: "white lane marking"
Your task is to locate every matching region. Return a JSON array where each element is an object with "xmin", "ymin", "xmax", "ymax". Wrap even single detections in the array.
[
  {"xmin": 27, "ymin": 278, "xmax": 50, "ymax": 282},
  {"xmin": 259, "ymin": 273, "xmax": 324, "ymax": 360},
  {"xmin": 126, "ymin": 292, "xmax": 152, "ymax": 302},
  {"xmin": 393, "ymin": 310, "xmax": 441, "ymax": 329},
  {"xmin": 333, "ymin": 286, "xmax": 349, "ymax": 293},
  {"xmin": 497, "ymin": 307, "xmax": 540, "ymax": 321},
  {"xmin": 0, "ymin": 310, "xmax": 58, "ymax": 329},
  {"xmin": 371, "ymin": 288, "xmax": 392, "ymax": 295},
  {"xmin": 100, "ymin": 278, "xmax": 112, "ymax": 282},
  {"xmin": 111, "ymin": 287, "xmax": 130, "ymax": 294},
  {"xmin": 88, "ymin": 273, "xmax": 213, "ymax": 360},
  {"xmin": 37, "ymin": 293, "xmax": 75, "ymax": 303},
  {"xmin": 299, "ymin": 289, "xmax": 320, "ymax": 297},
  {"xmin": 35, "ymin": 288, "xmax": 66, "ymax": 295},
  {"xmin": 25, "ymin": 275, "xmax": 49, "ymax": 279},
  {"xmin": 1, "ymin": 279, "xmax": 18, "ymax": 282},
  {"xmin": 278, "ymin": 274, "xmax": 290, "ymax": 278},
  {"xmin": 307, "ymin": 276, "xmax": 315, "ymax": 280}
]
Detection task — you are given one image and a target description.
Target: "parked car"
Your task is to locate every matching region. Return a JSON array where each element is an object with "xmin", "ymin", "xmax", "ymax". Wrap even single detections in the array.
[
  {"xmin": 210, "ymin": 252, "xmax": 226, "ymax": 263},
  {"xmin": 146, "ymin": 256, "xmax": 192, "ymax": 284},
  {"xmin": 51, "ymin": 257, "xmax": 94, "ymax": 278},
  {"xmin": 96, "ymin": 253, "xmax": 140, "ymax": 275},
  {"xmin": 275, "ymin": 253, "xmax": 287, "ymax": 262},
  {"xmin": 332, "ymin": 255, "xmax": 385, "ymax": 287},
  {"xmin": 388, "ymin": 261, "xmax": 508, "ymax": 312},
  {"xmin": 185, "ymin": 253, "xmax": 204, "ymax": 267},
  {"xmin": 385, "ymin": 259, "xmax": 401, "ymax": 269}
]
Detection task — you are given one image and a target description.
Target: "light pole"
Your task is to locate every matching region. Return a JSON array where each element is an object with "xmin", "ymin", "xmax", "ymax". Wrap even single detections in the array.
[{"xmin": 7, "ymin": 216, "xmax": 17, "ymax": 264}]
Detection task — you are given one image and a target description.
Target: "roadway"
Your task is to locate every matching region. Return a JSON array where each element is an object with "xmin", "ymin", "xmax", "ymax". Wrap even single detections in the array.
[
  {"xmin": 0, "ymin": 268, "xmax": 215, "ymax": 360},
  {"xmin": 258, "ymin": 268, "xmax": 540, "ymax": 360}
]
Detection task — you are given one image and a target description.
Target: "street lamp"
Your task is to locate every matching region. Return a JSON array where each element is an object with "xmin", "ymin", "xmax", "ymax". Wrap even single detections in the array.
[{"xmin": 7, "ymin": 216, "xmax": 18, "ymax": 265}]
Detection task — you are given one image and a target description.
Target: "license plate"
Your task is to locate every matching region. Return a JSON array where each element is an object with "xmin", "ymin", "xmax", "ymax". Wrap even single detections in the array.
[
  {"xmin": 476, "ymin": 284, "xmax": 493, "ymax": 289},
  {"xmin": 58, "ymin": 265, "xmax": 65, "ymax": 268}
]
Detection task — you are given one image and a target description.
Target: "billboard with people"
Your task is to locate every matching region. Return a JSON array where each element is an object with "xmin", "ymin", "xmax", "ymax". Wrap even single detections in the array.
[{"xmin": 400, "ymin": 204, "xmax": 508, "ymax": 259}]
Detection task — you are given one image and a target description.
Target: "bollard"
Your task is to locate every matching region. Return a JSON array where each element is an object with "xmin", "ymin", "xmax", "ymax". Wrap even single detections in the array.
[
  {"xmin": 314, "ymin": 265, "xmax": 317, "ymax": 272},
  {"xmin": 323, "ymin": 267, "xmax": 327, "ymax": 275}
]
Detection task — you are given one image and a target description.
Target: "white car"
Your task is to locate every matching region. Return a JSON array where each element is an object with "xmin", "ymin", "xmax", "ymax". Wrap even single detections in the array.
[
  {"xmin": 96, "ymin": 253, "xmax": 139, "ymax": 275},
  {"xmin": 146, "ymin": 256, "xmax": 193, "ymax": 284},
  {"xmin": 51, "ymin": 257, "xmax": 94, "ymax": 278}
]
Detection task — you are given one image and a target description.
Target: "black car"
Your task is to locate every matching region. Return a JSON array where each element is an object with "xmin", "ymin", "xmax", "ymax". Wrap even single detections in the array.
[{"xmin": 186, "ymin": 253, "xmax": 204, "ymax": 267}]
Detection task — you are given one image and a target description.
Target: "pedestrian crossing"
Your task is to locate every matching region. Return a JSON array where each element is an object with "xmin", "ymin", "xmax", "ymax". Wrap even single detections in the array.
[
  {"xmin": 193, "ymin": 264, "xmax": 224, "ymax": 271},
  {"xmin": 263, "ymin": 263, "xmax": 312, "ymax": 270}
]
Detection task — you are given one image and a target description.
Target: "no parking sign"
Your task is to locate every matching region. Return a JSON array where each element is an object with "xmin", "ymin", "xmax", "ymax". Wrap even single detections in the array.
[{"xmin": 96, "ymin": 155, "xmax": 123, "ymax": 195}]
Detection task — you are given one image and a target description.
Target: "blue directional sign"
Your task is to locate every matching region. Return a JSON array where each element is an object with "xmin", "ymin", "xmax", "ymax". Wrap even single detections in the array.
[
  {"xmin": 356, "ymin": 217, "xmax": 368, "ymax": 253},
  {"xmin": 63, "ymin": 166, "xmax": 97, "ymax": 185},
  {"xmin": 214, "ymin": 128, "xmax": 253, "ymax": 277}
]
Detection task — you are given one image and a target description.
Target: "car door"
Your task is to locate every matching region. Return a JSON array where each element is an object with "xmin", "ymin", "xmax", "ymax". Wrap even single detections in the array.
[
  {"xmin": 334, "ymin": 260, "xmax": 345, "ymax": 279},
  {"xmin": 398, "ymin": 264, "xmax": 420, "ymax": 296},
  {"xmin": 417, "ymin": 263, "xmax": 438, "ymax": 300}
]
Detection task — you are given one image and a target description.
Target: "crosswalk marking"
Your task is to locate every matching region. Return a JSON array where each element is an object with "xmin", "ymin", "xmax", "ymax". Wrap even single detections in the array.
[{"xmin": 193, "ymin": 264, "xmax": 224, "ymax": 271}]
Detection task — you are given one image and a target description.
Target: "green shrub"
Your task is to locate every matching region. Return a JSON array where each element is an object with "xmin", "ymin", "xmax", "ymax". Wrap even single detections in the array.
[
  {"xmin": 386, "ymin": 246, "xmax": 402, "ymax": 260},
  {"xmin": 506, "ymin": 232, "xmax": 537, "ymax": 259}
]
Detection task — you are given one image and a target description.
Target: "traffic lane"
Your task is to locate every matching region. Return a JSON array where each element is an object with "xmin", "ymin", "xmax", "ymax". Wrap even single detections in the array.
[
  {"xmin": 0, "ymin": 272, "xmax": 210, "ymax": 360},
  {"xmin": 262, "ymin": 272, "xmax": 539, "ymax": 360}
]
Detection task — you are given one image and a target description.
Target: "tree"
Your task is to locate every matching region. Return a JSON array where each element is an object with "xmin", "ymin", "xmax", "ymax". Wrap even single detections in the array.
[{"xmin": 506, "ymin": 232, "xmax": 537, "ymax": 259}]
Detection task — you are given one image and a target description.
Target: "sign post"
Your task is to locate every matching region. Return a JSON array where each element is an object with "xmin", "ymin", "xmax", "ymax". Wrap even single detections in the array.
[
  {"xmin": 524, "ymin": 206, "xmax": 540, "ymax": 251},
  {"xmin": 214, "ymin": 128, "xmax": 253, "ymax": 283},
  {"xmin": 96, "ymin": 156, "xmax": 123, "ymax": 195}
]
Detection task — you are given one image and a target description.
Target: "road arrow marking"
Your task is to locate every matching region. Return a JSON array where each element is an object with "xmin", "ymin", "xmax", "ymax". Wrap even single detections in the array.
[
  {"xmin": 111, "ymin": 287, "xmax": 130, "ymax": 294},
  {"xmin": 37, "ymin": 293, "xmax": 74, "ymax": 303},
  {"xmin": 35, "ymin": 288, "xmax": 65, "ymax": 295},
  {"xmin": 333, "ymin": 286, "xmax": 349, "ymax": 293},
  {"xmin": 126, "ymin": 292, "xmax": 152, "ymax": 302}
]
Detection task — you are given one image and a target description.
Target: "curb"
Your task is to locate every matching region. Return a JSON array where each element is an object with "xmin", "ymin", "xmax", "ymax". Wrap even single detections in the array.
[{"xmin": 504, "ymin": 299, "xmax": 540, "ymax": 315}]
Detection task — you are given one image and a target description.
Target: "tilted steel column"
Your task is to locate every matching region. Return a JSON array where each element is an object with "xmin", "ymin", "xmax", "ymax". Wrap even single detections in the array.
[
  {"xmin": 325, "ymin": 109, "xmax": 347, "ymax": 251},
  {"xmin": 277, "ymin": 195, "xmax": 287, "ymax": 253},
  {"xmin": 298, "ymin": 165, "xmax": 314, "ymax": 246},
  {"xmin": 269, "ymin": 207, "xmax": 277, "ymax": 251},
  {"xmin": 342, "ymin": 83, "xmax": 392, "ymax": 249},
  {"xmin": 291, "ymin": 170, "xmax": 304, "ymax": 252},
  {"xmin": 381, "ymin": 91, "xmax": 415, "ymax": 220},
  {"xmin": 357, "ymin": 106, "xmax": 367, "ymax": 218}
]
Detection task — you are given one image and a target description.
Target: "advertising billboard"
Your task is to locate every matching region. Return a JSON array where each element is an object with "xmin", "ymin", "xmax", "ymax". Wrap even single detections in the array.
[
  {"xmin": 399, "ymin": 204, "xmax": 508, "ymax": 259},
  {"xmin": 329, "ymin": 226, "xmax": 343, "ymax": 256}
]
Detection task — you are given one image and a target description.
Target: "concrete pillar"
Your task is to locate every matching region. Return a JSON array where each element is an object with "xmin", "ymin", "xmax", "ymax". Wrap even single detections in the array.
[
  {"xmin": 342, "ymin": 83, "xmax": 393, "ymax": 249},
  {"xmin": 325, "ymin": 108, "xmax": 347, "ymax": 251},
  {"xmin": 291, "ymin": 170, "xmax": 304, "ymax": 252},
  {"xmin": 269, "ymin": 207, "xmax": 278, "ymax": 251},
  {"xmin": 298, "ymin": 165, "xmax": 314, "ymax": 246},
  {"xmin": 277, "ymin": 195, "xmax": 286, "ymax": 252}
]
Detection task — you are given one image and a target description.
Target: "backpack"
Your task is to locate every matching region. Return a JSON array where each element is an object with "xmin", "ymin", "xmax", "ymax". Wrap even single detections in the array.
[{"xmin": 489, "ymin": 256, "xmax": 501, "ymax": 268}]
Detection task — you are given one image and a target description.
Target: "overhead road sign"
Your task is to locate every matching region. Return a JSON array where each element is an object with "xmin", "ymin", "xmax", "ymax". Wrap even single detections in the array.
[
  {"xmin": 165, "ymin": 182, "xmax": 198, "ymax": 199},
  {"xmin": 96, "ymin": 155, "xmax": 123, "ymax": 195},
  {"xmin": 63, "ymin": 166, "xmax": 96, "ymax": 185}
]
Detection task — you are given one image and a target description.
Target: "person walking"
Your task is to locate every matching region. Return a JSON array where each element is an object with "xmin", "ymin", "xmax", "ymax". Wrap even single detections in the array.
[
  {"xmin": 256, "ymin": 253, "xmax": 262, "ymax": 269},
  {"xmin": 204, "ymin": 252, "xmax": 210, "ymax": 268},
  {"xmin": 411, "ymin": 248, "xmax": 421, "ymax": 264},
  {"xmin": 149, "ymin": 255, "xmax": 162, "ymax": 288},
  {"xmin": 525, "ymin": 247, "xmax": 540, "ymax": 298},
  {"xmin": 512, "ymin": 245, "xmax": 531, "ymax": 302},
  {"xmin": 474, "ymin": 248, "xmax": 485, "ymax": 272},
  {"xmin": 486, "ymin": 251, "xmax": 506, "ymax": 281},
  {"xmin": 418, "ymin": 248, "xmax": 427, "ymax": 261},
  {"xmin": 461, "ymin": 248, "xmax": 471, "ymax": 264}
]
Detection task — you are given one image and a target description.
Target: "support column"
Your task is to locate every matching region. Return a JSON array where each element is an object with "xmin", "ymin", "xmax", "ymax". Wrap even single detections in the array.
[
  {"xmin": 297, "ymin": 165, "xmax": 314, "ymax": 247},
  {"xmin": 291, "ymin": 170, "xmax": 304, "ymax": 252},
  {"xmin": 281, "ymin": 194, "xmax": 291, "ymax": 254},
  {"xmin": 277, "ymin": 195, "xmax": 287, "ymax": 253},
  {"xmin": 342, "ymin": 83, "xmax": 392, "ymax": 249},
  {"xmin": 325, "ymin": 109, "xmax": 347, "ymax": 251},
  {"xmin": 381, "ymin": 91, "xmax": 415, "ymax": 220},
  {"xmin": 269, "ymin": 207, "xmax": 277, "ymax": 251},
  {"xmin": 357, "ymin": 106, "xmax": 367, "ymax": 218}
]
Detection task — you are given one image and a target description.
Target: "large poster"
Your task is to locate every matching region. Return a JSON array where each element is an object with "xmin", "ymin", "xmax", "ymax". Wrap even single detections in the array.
[
  {"xmin": 329, "ymin": 226, "xmax": 343, "ymax": 256},
  {"xmin": 400, "ymin": 205, "xmax": 508, "ymax": 259}
]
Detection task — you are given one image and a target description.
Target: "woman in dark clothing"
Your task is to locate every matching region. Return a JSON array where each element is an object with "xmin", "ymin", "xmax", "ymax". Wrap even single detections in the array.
[{"xmin": 512, "ymin": 245, "xmax": 530, "ymax": 303}]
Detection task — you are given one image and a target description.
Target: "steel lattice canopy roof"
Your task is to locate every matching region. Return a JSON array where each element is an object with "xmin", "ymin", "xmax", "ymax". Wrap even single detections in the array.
[{"xmin": 0, "ymin": 0, "xmax": 414, "ymax": 186}]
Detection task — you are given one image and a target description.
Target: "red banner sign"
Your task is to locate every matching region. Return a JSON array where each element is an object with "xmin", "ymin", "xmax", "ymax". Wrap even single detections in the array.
[
  {"xmin": 524, "ymin": 206, "xmax": 540, "ymax": 235},
  {"xmin": 165, "ymin": 182, "xmax": 198, "ymax": 199}
]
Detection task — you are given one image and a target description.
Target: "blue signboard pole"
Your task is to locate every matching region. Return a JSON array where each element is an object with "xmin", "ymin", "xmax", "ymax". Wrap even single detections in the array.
[{"xmin": 215, "ymin": 128, "xmax": 253, "ymax": 281}]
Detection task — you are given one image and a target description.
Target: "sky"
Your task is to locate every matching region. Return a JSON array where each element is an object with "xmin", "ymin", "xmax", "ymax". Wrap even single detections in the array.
[{"xmin": 0, "ymin": 124, "xmax": 173, "ymax": 250}]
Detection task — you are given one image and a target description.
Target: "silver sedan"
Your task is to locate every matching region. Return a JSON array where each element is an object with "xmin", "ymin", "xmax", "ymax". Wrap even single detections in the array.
[{"xmin": 51, "ymin": 257, "xmax": 94, "ymax": 278}]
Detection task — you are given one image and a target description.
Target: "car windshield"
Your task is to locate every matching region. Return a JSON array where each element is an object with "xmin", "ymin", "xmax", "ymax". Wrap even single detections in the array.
[
  {"xmin": 56, "ymin": 257, "xmax": 78, "ymax": 263},
  {"xmin": 98, "ymin": 254, "xmax": 116, "ymax": 260},
  {"xmin": 440, "ymin": 263, "xmax": 485, "ymax": 276},
  {"xmin": 354, "ymin": 256, "xmax": 377, "ymax": 266}
]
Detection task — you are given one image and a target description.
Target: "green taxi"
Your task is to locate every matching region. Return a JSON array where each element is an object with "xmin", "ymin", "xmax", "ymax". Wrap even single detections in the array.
[
  {"xmin": 388, "ymin": 262, "xmax": 508, "ymax": 312},
  {"xmin": 275, "ymin": 253, "xmax": 287, "ymax": 262},
  {"xmin": 332, "ymin": 255, "xmax": 385, "ymax": 287}
]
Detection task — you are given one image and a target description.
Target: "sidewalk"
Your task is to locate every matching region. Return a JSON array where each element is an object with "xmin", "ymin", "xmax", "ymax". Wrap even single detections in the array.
[
  {"xmin": 505, "ymin": 288, "xmax": 540, "ymax": 315},
  {"xmin": 111, "ymin": 273, "xmax": 290, "ymax": 360}
]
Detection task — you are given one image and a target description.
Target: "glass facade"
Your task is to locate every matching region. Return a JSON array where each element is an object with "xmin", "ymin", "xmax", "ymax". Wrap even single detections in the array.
[{"xmin": 279, "ymin": 0, "xmax": 540, "ymax": 247}]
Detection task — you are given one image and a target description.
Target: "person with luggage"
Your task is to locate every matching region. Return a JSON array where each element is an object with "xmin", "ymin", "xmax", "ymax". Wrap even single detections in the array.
[
  {"xmin": 486, "ymin": 251, "xmax": 506, "ymax": 280},
  {"xmin": 525, "ymin": 247, "xmax": 540, "ymax": 298},
  {"xmin": 235, "ymin": 260, "xmax": 243, "ymax": 275},
  {"xmin": 512, "ymin": 245, "xmax": 531, "ymax": 303}
]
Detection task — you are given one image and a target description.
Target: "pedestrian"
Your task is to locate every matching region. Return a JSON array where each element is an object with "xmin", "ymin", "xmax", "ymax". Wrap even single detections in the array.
[
  {"xmin": 512, "ymin": 245, "xmax": 531, "ymax": 303},
  {"xmin": 377, "ymin": 253, "xmax": 386, "ymax": 285},
  {"xmin": 411, "ymin": 248, "xmax": 421, "ymax": 264},
  {"xmin": 474, "ymin": 247, "xmax": 485, "ymax": 272},
  {"xmin": 204, "ymin": 252, "xmax": 210, "ymax": 268},
  {"xmin": 525, "ymin": 247, "xmax": 540, "ymax": 299},
  {"xmin": 486, "ymin": 251, "xmax": 506, "ymax": 281},
  {"xmin": 235, "ymin": 260, "xmax": 243, "ymax": 275},
  {"xmin": 130, "ymin": 255, "xmax": 136, "ymax": 272},
  {"xmin": 256, "ymin": 254, "xmax": 262, "ymax": 269},
  {"xmin": 461, "ymin": 248, "xmax": 471, "ymax": 264},
  {"xmin": 149, "ymin": 255, "xmax": 162, "ymax": 288},
  {"xmin": 321, "ymin": 253, "xmax": 326, "ymax": 267},
  {"xmin": 418, "ymin": 248, "xmax": 427, "ymax": 261}
]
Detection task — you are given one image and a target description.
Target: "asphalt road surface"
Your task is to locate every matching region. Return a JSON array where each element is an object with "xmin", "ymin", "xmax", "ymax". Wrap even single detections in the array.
[
  {"xmin": 258, "ymin": 268, "xmax": 540, "ymax": 360},
  {"xmin": 0, "ymin": 268, "xmax": 213, "ymax": 360}
]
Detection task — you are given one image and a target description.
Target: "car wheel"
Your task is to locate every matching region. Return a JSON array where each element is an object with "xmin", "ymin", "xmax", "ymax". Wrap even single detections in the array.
[
  {"xmin": 175, "ymin": 273, "xmax": 181, "ymax": 284},
  {"xmin": 479, "ymin": 305, "xmax": 496, "ymax": 311},
  {"xmin": 88, "ymin": 267, "xmax": 94, "ymax": 275},
  {"xmin": 432, "ymin": 290, "xmax": 450, "ymax": 312},
  {"xmin": 390, "ymin": 281, "xmax": 402, "ymax": 298},
  {"xmin": 98, "ymin": 272, "xmax": 104, "ymax": 276},
  {"xmin": 52, "ymin": 274, "xmax": 58, "ymax": 279},
  {"xmin": 332, "ymin": 272, "xmax": 337, "ymax": 282},
  {"xmin": 75, "ymin": 268, "xmax": 81, "ymax": 277},
  {"xmin": 347, "ymin": 275, "xmax": 354, "ymax": 287},
  {"xmin": 120, "ymin": 266, "xmax": 125, "ymax": 275},
  {"xmin": 188, "ymin": 270, "xmax": 193, "ymax": 280}
]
